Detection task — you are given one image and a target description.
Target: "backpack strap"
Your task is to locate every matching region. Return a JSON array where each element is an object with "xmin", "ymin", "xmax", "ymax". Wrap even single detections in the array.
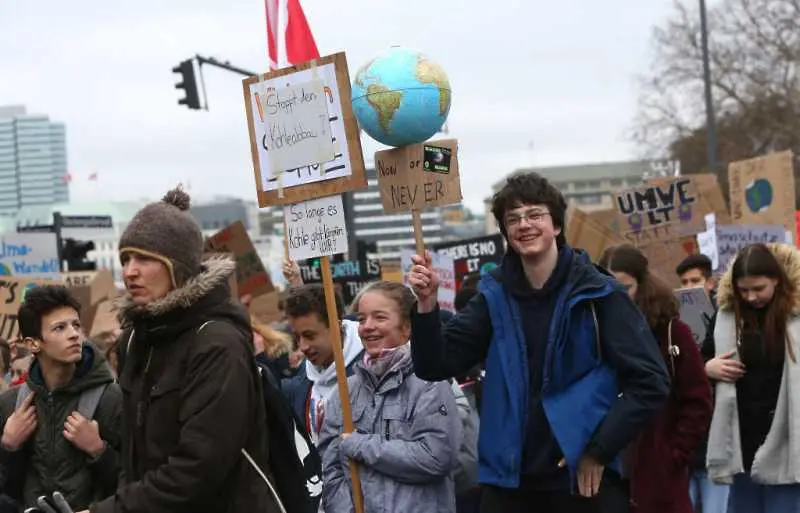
[
  {"xmin": 77, "ymin": 384, "xmax": 110, "ymax": 419},
  {"xmin": 666, "ymin": 319, "xmax": 678, "ymax": 376},
  {"xmin": 14, "ymin": 383, "xmax": 32, "ymax": 412},
  {"xmin": 590, "ymin": 302, "xmax": 601, "ymax": 360}
]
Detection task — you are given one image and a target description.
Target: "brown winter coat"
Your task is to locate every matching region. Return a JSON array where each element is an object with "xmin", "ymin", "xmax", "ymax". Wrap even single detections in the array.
[{"xmin": 91, "ymin": 255, "xmax": 280, "ymax": 513}]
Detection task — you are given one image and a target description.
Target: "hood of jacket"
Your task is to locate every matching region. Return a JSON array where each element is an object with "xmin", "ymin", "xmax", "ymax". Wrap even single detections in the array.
[
  {"xmin": 114, "ymin": 255, "xmax": 252, "ymax": 341},
  {"xmin": 716, "ymin": 243, "xmax": 800, "ymax": 313},
  {"xmin": 26, "ymin": 343, "xmax": 114, "ymax": 395}
]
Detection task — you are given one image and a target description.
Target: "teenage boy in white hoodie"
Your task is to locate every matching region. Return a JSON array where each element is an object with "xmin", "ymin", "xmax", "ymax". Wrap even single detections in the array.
[{"xmin": 281, "ymin": 284, "xmax": 363, "ymax": 445}]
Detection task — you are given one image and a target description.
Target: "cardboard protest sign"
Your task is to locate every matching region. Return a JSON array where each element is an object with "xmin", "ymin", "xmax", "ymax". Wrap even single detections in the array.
[
  {"xmin": 242, "ymin": 52, "xmax": 367, "ymax": 207},
  {"xmin": 374, "ymin": 139, "xmax": 462, "ymax": 213},
  {"xmin": 89, "ymin": 299, "xmax": 120, "ymax": 338},
  {"xmin": 0, "ymin": 276, "xmax": 58, "ymax": 340},
  {"xmin": 639, "ymin": 236, "xmax": 699, "ymax": 288},
  {"xmin": 63, "ymin": 270, "xmax": 117, "ymax": 336},
  {"xmin": 284, "ymin": 194, "xmax": 348, "ymax": 261},
  {"xmin": 249, "ymin": 291, "xmax": 283, "ymax": 325},
  {"xmin": 299, "ymin": 257, "xmax": 381, "ymax": 306},
  {"xmin": 675, "ymin": 287, "xmax": 715, "ymax": 346},
  {"xmin": 565, "ymin": 207, "xmax": 626, "ymax": 262},
  {"xmin": 689, "ymin": 174, "xmax": 731, "ymax": 224},
  {"xmin": 697, "ymin": 224, "xmax": 788, "ymax": 271},
  {"xmin": 0, "ymin": 232, "xmax": 60, "ymax": 280},
  {"xmin": 728, "ymin": 151, "xmax": 795, "ymax": 239},
  {"xmin": 614, "ymin": 177, "xmax": 709, "ymax": 245},
  {"xmin": 401, "ymin": 249, "xmax": 456, "ymax": 312},
  {"xmin": 206, "ymin": 221, "xmax": 274, "ymax": 298},
  {"xmin": 433, "ymin": 234, "xmax": 504, "ymax": 292}
]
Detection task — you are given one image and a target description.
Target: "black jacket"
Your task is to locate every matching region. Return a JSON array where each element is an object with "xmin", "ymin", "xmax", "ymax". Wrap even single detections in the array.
[
  {"xmin": 92, "ymin": 256, "xmax": 281, "ymax": 513},
  {"xmin": 0, "ymin": 344, "xmax": 122, "ymax": 510}
]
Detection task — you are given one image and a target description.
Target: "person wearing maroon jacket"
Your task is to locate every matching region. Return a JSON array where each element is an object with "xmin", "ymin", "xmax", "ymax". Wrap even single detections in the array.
[{"xmin": 599, "ymin": 245, "xmax": 712, "ymax": 512}]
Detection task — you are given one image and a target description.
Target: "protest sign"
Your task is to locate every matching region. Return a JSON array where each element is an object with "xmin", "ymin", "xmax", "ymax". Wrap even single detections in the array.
[
  {"xmin": 0, "ymin": 276, "xmax": 58, "ymax": 340},
  {"xmin": 640, "ymin": 236, "xmax": 699, "ymax": 288},
  {"xmin": 401, "ymin": 249, "xmax": 456, "ymax": 312},
  {"xmin": 697, "ymin": 224, "xmax": 788, "ymax": 271},
  {"xmin": 675, "ymin": 287, "xmax": 715, "ymax": 346},
  {"xmin": 284, "ymin": 195, "xmax": 348, "ymax": 261},
  {"xmin": 63, "ymin": 270, "xmax": 117, "ymax": 336},
  {"xmin": 300, "ymin": 257, "xmax": 381, "ymax": 306},
  {"xmin": 242, "ymin": 53, "xmax": 367, "ymax": 207},
  {"xmin": 614, "ymin": 176, "xmax": 709, "ymax": 245},
  {"xmin": 728, "ymin": 151, "xmax": 795, "ymax": 240},
  {"xmin": 374, "ymin": 139, "xmax": 462, "ymax": 214},
  {"xmin": 565, "ymin": 207, "xmax": 626, "ymax": 262},
  {"xmin": 206, "ymin": 221, "xmax": 274, "ymax": 298},
  {"xmin": 0, "ymin": 232, "xmax": 60, "ymax": 280},
  {"xmin": 433, "ymin": 234, "xmax": 504, "ymax": 291}
]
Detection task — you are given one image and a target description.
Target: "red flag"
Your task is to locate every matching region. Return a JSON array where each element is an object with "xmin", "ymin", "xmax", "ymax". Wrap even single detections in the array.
[
  {"xmin": 62, "ymin": 173, "xmax": 72, "ymax": 184},
  {"xmin": 265, "ymin": 0, "xmax": 319, "ymax": 70},
  {"xmin": 88, "ymin": 172, "xmax": 98, "ymax": 181}
]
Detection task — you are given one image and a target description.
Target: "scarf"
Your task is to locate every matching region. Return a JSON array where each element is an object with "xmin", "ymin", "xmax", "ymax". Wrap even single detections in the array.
[{"xmin": 363, "ymin": 342, "xmax": 411, "ymax": 378}]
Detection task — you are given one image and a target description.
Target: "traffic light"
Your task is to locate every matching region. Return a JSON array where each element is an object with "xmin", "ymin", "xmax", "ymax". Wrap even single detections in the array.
[
  {"xmin": 62, "ymin": 238, "xmax": 97, "ymax": 271},
  {"xmin": 173, "ymin": 59, "xmax": 201, "ymax": 110}
]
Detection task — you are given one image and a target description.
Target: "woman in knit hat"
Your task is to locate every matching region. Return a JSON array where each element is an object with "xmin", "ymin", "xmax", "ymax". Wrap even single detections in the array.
[{"xmin": 86, "ymin": 186, "xmax": 282, "ymax": 513}]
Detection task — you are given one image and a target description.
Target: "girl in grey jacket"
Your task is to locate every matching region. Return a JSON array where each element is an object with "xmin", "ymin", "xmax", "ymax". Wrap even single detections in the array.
[{"xmin": 318, "ymin": 281, "xmax": 461, "ymax": 513}]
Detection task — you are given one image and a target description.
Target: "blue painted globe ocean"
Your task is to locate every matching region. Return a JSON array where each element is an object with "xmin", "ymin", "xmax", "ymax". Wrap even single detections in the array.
[{"xmin": 351, "ymin": 47, "xmax": 451, "ymax": 147}]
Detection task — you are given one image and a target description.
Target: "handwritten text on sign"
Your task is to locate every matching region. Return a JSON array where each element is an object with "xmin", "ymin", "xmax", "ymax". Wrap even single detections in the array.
[
  {"xmin": 374, "ymin": 139, "xmax": 462, "ymax": 213},
  {"xmin": 614, "ymin": 177, "xmax": 704, "ymax": 244},
  {"xmin": 285, "ymin": 195, "xmax": 348, "ymax": 261},
  {"xmin": 262, "ymin": 80, "xmax": 335, "ymax": 172}
]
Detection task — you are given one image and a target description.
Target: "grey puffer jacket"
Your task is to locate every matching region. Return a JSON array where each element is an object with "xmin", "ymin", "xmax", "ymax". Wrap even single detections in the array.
[{"xmin": 319, "ymin": 353, "xmax": 461, "ymax": 513}]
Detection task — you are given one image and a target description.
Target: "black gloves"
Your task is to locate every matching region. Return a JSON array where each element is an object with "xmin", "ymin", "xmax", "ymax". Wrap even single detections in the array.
[{"xmin": 23, "ymin": 492, "xmax": 74, "ymax": 513}]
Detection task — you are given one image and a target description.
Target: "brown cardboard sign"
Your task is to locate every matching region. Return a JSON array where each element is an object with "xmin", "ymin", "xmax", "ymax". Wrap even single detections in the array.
[
  {"xmin": 249, "ymin": 291, "xmax": 282, "ymax": 324},
  {"xmin": 63, "ymin": 270, "xmax": 117, "ymax": 336},
  {"xmin": 640, "ymin": 236, "xmax": 699, "ymax": 289},
  {"xmin": 242, "ymin": 52, "xmax": 367, "ymax": 207},
  {"xmin": 0, "ymin": 276, "xmax": 59, "ymax": 340},
  {"xmin": 374, "ymin": 139, "xmax": 462, "ymax": 213},
  {"xmin": 566, "ymin": 207, "xmax": 626, "ymax": 262},
  {"xmin": 728, "ymin": 151, "xmax": 795, "ymax": 237},
  {"xmin": 206, "ymin": 221, "xmax": 274, "ymax": 298},
  {"xmin": 615, "ymin": 177, "xmax": 709, "ymax": 246},
  {"xmin": 89, "ymin": 299, "xmax": 120, "ymax": 338}
]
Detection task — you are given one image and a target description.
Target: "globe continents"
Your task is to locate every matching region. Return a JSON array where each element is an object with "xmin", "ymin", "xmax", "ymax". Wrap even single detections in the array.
[
  {"xmin": 745, "ymin": 178, "xmax": 773, "ymax": 213},
  {"xmin": 351, "ymin": 47, "xmax": 451, "ymax": 147}
]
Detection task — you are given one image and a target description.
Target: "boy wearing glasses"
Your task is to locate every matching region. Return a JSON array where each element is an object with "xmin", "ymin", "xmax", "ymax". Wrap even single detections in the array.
[{"xmin": 407, "ymin": 173, "xmax": 670, "ymax": 513}]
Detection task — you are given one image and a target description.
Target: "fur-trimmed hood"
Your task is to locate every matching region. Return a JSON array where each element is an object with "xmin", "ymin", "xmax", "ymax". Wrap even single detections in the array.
[
  {"xmin": 716, "ymin": 243, "xmax": 800, "ymax": 312},
  {"xmin": 114, "ymin": 254, "xmax": 236, "ymax": 322}
]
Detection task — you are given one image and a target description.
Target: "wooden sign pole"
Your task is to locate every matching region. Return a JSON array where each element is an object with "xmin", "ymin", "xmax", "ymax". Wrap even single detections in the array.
[
  {"xmin": 320, "ymin": 256, "xmax": 364, "ymax": 513},
  {"xmin": 412, "ymin": 209, "xmax": 425, "ymax": 255}
]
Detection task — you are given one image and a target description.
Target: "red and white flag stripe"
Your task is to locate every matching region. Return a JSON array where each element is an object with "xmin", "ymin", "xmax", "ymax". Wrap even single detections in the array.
[{"xmin": 265, "ymin": 0, "xmax": 320, "ymax": 70}]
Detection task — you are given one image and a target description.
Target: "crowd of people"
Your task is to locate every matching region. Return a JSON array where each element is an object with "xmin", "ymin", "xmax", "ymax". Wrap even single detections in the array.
[{"xmin": 0, "ymin": 173, "xmax": 796, "ymax": 513}]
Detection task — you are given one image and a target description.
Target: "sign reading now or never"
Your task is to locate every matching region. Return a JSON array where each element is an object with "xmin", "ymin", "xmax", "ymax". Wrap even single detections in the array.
[
  {"xmin": 285, "ymin": 194, "xmax": 348, "ymax": 261},
  {"xmin": 374, "ymin": 139, "xmax": 462, "ymax": 213}
]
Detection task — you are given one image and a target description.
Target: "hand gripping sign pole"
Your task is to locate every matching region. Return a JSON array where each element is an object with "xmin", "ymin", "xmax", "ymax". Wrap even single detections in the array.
[{"xmin": 242, "ymin": 53, "xmax": 367, "ymax": 513}]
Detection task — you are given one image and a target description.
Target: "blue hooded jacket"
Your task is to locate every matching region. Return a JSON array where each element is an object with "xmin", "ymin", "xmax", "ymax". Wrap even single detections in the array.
[{"xmin": 411, "ymin": 246, "xmax": 670, "ymax": 488}]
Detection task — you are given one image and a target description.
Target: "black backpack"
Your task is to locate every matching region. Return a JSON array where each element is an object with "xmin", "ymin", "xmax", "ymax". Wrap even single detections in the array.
[{"xmin": 253, "ymin": 358, "xmax": 323, "ymax": 513}]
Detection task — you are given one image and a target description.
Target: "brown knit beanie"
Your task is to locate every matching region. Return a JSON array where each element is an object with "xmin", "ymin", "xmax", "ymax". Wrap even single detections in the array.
[{"xmin": 119, "ymin": 186, "xmax": 203, "ymax": 288}]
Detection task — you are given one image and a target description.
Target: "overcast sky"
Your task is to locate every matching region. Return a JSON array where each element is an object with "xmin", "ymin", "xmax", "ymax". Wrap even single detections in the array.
[{"xmin": 0, "ymin": 0, "xmax": 682, "ymax": 213}]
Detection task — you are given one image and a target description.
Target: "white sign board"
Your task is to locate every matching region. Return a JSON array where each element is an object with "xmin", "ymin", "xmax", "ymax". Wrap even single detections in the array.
[
  {"xmin": 284, "ymin": 194, "xmax": 348, "ymax": 261},
  {"xmin": 698, "ymin": 224, "xmax": 788, "ymax": 271},
  {"xmin": 0, "ymin": 233, "xmax": 60, "ymax": 279},
  {"xmin": 247, "ymin": 62, "xmax": 352, "ymax": 192},
  {"xmin": 261, "ymin": 80, "xmax": 335, "ymax": 172},
  {"xmin": 401, "ymin": 249, "xmax": 456, "ymax": 312},
  {"xmin": 675, "ymin": 287, "xmax": 715, "ymax": 346}
]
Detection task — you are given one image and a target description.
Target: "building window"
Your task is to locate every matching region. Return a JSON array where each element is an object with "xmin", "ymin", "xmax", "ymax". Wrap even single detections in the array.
[
  {"xmin": 610, "ymin": 178, "xmax": 624, "ymax": 187},
  {"xmin": 586, "ymin": 181, "xmax": 601, "ymax": 189},
  {"xmin": 576, "ymin": 194, "xmax": 602, "ymax": 205}
]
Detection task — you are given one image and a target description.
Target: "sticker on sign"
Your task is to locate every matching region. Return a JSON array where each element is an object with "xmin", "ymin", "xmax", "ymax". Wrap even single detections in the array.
[{"xmin": 284, "ymin": 195, "xmax": 348, "ymax": 261}]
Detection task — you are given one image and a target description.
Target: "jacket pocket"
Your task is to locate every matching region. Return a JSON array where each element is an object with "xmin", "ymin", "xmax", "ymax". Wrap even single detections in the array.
[
  {"xmin": 381, "ymin": 402, "xmax": 410, "ymax": 441},
  {"xmin": 145, "ymin": 376, "xmax": 182, "ymax": 460}
]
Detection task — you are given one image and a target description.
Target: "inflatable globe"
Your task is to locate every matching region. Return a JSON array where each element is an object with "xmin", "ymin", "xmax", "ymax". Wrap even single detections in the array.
[{"xmin": 351, "ymin": 47, "xmax": 451, "ymax": 148}]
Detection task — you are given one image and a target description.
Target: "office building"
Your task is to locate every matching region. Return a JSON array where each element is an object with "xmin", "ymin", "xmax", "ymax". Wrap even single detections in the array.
[{"xmin": 0, "ymin": 105, "xmax": 69, "ymax": 215}]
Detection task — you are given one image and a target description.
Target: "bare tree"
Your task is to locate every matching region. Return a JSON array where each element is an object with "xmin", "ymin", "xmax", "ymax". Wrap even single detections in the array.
[{"xmin": 633, "ymin": 0, "xmax": 800, "ymax": 175}]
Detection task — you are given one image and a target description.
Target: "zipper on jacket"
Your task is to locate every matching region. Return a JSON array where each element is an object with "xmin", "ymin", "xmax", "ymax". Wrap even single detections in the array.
[
  {"xmin": 384, "ymin": 420, "xmax": 391, "ymax": 441},
  {"xmin": 47, "ymin": 393, "xmax": 56, "ymax": 491}
]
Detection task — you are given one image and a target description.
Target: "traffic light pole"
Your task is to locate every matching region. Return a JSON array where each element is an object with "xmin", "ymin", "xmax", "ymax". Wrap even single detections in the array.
[
  {"xmin": 53, "ymin": 211, "xmax": 64, "ymax": 272},
  {"xmin": 195, "ymin": 56, "xmax": 256, "ymax": 78}
]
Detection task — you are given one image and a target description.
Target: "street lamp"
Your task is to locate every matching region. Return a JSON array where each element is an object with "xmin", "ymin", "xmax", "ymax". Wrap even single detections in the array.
[{"xmin": 699, "ymin": 0, "xmax": 719, "ymax": 172}]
